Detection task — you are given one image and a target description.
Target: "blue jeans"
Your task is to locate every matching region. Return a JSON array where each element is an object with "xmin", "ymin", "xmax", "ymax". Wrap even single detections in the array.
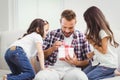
[
  {"xmin": 83, "ymin": 64, "xmax": 115, "ymax": 80},
  {"xmin": 5, "ymin": 46, "xmax": 35, "ymax": 80}
]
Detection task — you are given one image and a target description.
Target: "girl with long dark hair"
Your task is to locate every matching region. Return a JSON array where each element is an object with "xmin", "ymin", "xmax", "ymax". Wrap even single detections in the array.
[{"xmin": 83, "ymin": 6, "xmax": 119, "ymax": 80}]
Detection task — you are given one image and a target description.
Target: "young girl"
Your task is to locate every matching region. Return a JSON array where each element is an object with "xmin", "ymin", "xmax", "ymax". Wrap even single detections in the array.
[
  {"xmin": 3, "ymin": 18, "xmax": 49, "ymax": 80},
  {"xmin": 83, "ymin": 6, "xmax": 119, "ymax": 80}
]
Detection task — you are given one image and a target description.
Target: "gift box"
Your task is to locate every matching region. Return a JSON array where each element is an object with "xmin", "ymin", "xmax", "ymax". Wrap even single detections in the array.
[{"xmin": 58, "ymin": 45, "xmax": 74, "ymax": 58}]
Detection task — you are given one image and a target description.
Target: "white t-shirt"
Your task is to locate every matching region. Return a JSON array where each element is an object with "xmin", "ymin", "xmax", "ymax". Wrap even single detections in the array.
[
  {"xmin": 90, "ymin": 44, "xmax": 100, "ymax": 66},
  {"xmin": 92, "ymin": 30, "xmax": 118, "ymax": 68},
  {"xmin": 10, "ymin": 32, "xmax": 43, "ymax": 59}
]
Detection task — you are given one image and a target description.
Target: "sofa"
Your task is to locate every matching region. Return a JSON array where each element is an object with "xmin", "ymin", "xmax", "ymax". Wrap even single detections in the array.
[{"xmin": 0, "ymin": 30, "xmax": 120, "ymax": 80}]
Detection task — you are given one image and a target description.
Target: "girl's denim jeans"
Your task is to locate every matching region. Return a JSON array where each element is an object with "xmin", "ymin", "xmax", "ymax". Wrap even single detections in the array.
[
  {"xmin": 5, "ymin": 46, "xmax": 35, "ymax": 80},
  {"xmin": 83, "ymin": 63, "xmax": 115, "ymax": 80}
]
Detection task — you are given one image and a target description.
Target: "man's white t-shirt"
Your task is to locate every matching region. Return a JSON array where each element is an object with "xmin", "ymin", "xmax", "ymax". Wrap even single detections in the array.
[
  {"xmin": 92, "ymin": 30, "xmax": 118, "ymax": 68},
  {"xmin": 10, "ymin": 32, "xmax": 43, "ymax": 59}
]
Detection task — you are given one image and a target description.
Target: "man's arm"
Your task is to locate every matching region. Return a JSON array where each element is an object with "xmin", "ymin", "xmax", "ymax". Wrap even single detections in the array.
[
  {"xmin": 44, "ymin": 41, "xmax": 63, "ymax": 59},
  {"xmin": 74, "ymin": 59, "xmax": 89, "ymax": 67},
  {"xmin": 63, "ymin": 54, "xmax": 89, "ymax": 67},
  {"xmin": 44, "ymin": 47, "xmax": 54, "ymax": 59}
]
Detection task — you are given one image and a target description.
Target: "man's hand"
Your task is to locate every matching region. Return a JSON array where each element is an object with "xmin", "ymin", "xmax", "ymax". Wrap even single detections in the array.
[
  {"xmin": 44, "ymin": 41, "xmax": 63, "ymax": 59},
  {"xmin": 60, "ymin": 54, "xmax": 78, "ymax": 66},
  {"xmin": 52, "ymin": 41, "xmax": 63, "ymax": 51},
  {"xmin": 86, "ymin": 51, "xmax": 94, "ymax": 59}
]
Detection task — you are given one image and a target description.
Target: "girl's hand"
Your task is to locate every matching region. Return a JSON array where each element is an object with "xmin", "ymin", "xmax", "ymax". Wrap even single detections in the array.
[{"xmin": 114, "ymin": 69, "xmax": 120, "ymax": 76}]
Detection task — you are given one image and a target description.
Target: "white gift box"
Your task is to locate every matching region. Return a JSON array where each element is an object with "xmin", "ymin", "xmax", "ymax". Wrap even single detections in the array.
[
  {"xmin": 68, "ymin": 47, "xmax": 74, "ymax": 58},
  {"xmin": 58, "ymin": 46, "xmax": 74, "ymax": 58}
]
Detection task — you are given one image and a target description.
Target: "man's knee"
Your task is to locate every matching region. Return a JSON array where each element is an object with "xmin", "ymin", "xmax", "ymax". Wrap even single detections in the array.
[
  {"xmin": 34, "ymin": 70, "xmax": 60, "ymax": 80},
  {"xmin": 63, "ymin": 69, "xmax": 88, "ymax": 80},
  {"xmin": 34, "ymin": 71, "xmax": 47, "ymax": 80}
]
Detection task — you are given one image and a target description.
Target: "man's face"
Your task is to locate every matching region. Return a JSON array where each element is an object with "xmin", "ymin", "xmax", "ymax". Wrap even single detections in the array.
[{"xmin": 61, "ymin": 18, "xmax": 76, "ymax": 37}]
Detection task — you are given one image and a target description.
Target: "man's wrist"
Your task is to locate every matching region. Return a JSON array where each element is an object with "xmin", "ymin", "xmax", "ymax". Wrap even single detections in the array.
[
  {"xmin": 50, "ymin": 46, "xmax": 54, "ymax": 52},
  {"xmin": 74, "ymin": 60, "xmax": 79, "ymax": 66}
]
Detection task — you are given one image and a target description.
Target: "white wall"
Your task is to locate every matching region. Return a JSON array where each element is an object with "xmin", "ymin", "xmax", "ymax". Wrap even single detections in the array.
[
  {"xmin": 63, "ymin": 0, "xmax": 120, "ymax": 33},
  {"xmin": 37, "ymin": 0, "xmax": 63, "ymax": 30},
  {"xmin": 0, "ymin": 0, "xmax": 9, "ymax": 31},
  {"xmin": 16, "ymin": 0, "xmax": 63, "ymax": 31},
  {"xmin": 0, "ymin": 0, "xmax": 120, "ymax": 37},
  {"xmin": 62, "ymin": 0, "xmax": 120, "ymax": 43}
]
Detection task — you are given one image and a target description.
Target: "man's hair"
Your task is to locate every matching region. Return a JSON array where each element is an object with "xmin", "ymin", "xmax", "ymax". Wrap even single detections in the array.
[{"xmin": 61, "ymin": 9, "xmax": 76, "ymax": 21}]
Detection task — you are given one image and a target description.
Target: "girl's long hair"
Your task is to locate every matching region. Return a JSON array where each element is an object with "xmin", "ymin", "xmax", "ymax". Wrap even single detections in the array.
[
  {"xmin": 84, "ymin": 6, "xmax": 119, "ymax": 47},
  {"xmin": 23, "ymin": 18, "xmax": 48, "ymax": 37}
]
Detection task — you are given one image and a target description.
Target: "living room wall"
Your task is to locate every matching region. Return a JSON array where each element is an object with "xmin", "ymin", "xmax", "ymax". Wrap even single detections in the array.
[
  {"xmin": 0, "ymin": 0, "xmax": 9, "ymax": 31},
  {"xmin": 0, "ymin": 0, "xmax": 120, "ymax": 34}
]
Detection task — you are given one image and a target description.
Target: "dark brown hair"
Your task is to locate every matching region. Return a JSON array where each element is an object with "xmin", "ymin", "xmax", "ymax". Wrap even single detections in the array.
[
  {"xmin": 61, "ymin": 9, "xmax": 76, "ymax": 21},
  {"xmin": 84, "ymin": 6, "xmax": 119, "ymax": 47},
  {"xmin": 23, "ymin": 18, "xmax": 48, "ymax": 37}
]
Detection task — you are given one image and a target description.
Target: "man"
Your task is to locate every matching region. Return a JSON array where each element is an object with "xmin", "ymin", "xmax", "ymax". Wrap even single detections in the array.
[{"xmin": 34, "ymin": 9, "xmax": 91, "ymax": 80}]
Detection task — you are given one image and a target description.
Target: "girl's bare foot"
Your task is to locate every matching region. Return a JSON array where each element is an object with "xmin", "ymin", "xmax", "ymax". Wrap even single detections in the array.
[
  {"xmin": 3, "ymin": 75, "xmax": 7, "ymax": 80},
  {"xmin": 114, "ymin": 69, "xmax": 120, "ymax": 76}
]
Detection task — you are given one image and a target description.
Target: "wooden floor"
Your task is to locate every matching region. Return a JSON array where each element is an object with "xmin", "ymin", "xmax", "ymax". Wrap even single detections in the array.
[{"xmin": 101, "ymin": 76, "xmax": 120, "ymax": 80}]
